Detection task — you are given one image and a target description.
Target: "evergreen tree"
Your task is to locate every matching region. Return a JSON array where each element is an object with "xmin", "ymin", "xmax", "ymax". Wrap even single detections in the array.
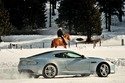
[
  {"xmin": 0, "ymin": 9, "xmax": 11, "ymax": 42},
  {"xmin": 57, "ymin": 0, "xmax": 101, "ymax": 42},
  {"xmin": 4, "ymin": 0, "xmax": 25, "ymax": 30},
  {"xmin": 97, "ymin": 0, "xmax": 124, "ymax": 31},
  {"xmin": 22, "ymin": 0, "xmax": 47, "ymax": 29},
  {"xmin": 35, "ymin": 0, "xmax": 47, "ymax": 28},
  {"xmin": 4, "ymin": 0, "xmax": 47, "ymax": 32}
]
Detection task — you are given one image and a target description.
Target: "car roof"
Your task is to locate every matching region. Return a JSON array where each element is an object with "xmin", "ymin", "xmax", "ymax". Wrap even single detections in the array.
[{"xmin": 27, "ymin": 49, "xmax": 73, "ymax": 58}]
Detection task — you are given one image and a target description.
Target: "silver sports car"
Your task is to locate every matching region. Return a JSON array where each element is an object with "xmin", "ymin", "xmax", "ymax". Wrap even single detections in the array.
[{"xmin": 18, "ymin": 49, "xmax": 115, "ymax": 78}]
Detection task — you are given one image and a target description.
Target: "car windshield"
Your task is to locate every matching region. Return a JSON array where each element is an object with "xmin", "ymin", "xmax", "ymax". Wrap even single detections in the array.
[{"xmin": 65, "ymin": 52, "xmax": 82, "ymax": 58}]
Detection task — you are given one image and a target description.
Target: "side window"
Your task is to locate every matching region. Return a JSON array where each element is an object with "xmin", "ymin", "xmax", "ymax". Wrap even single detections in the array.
[
  {"xmin": 55, "ymin": 53, "xmax": 65, "ymax": 58},
  {"xmin": 54, "ymin": 52, "xmax": 82, "ymax": 58}
]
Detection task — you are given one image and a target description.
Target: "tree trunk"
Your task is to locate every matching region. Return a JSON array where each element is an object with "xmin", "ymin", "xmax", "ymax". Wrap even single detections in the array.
[
  {"xmin": 52, "ymin": 0, "xmax": 56, "ymax": 16},
  {"xmin": 68, "ymin": 24, "xmax": 72, "ymax": 34},
  {"xmin": 86, "ymin": 28, "xmax": 92, "ymax": 43},
  {"xmin": 118, "ymin": 10, "xmax": 123, "ymax": 22},
  {"xmin": 49, "ymin": 0, "xmax": 52, "ymax": 27},
  {"xmin": 52, "ymin": 3, "xmax": 55, "ymax": 16},
  {"xmin": 0, "ymin": 36, "xmax": 2, "ymax": 42},
  {"xmin": 118, "ymin": 14, "xmax": 122, "ymax": 22},
  {"xmin": 86, "ymin": 35, "xmax": 92, "ymax": 43},
  {"xmin": 0, "ymin": 0, "xmax": 4, "ymax": 9},
  {"xmin": 108, "ymin": 13, "xmax": 111, "ymax": 32},
  {"xmin": 105, "ymin": 13, "xmax": 108, "ymax": 29}
]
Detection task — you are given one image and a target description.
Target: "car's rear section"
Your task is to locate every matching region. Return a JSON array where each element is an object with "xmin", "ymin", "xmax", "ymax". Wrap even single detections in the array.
[{"xmin": 18, "ymin": 58, "xmax": 42, "ymax": 78}]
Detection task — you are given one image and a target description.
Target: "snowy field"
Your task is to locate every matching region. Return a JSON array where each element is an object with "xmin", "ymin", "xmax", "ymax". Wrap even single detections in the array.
[
  {"xmin": 0, "ymin": 33, "xmax": 125, "ymax": 83},
  {"xmin": 0, "ymin": 17, "xmax": 125, "ymax": 83},
  {"xmin": 0, "ymin": 47, "xmax": 125, "ymax": 83},
  {"xmin": 1, "ymin": 2, "xmax": 125, "ymax": 83}
]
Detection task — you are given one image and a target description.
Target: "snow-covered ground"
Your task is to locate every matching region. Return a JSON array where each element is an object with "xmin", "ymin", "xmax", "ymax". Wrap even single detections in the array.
[
  {"xmin": 0, "ymin": 34, "xmax": 125, "ymax": 83},
  {"xmin": 1, "ymin": 2, "xmax": 125, "ymax": 83},
  {"xmin": 0, "ymin": 48, "xmax": 125, "ymax": 83}
]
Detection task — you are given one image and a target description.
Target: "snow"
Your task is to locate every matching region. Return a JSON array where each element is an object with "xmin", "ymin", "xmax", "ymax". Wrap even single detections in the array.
[
  {"xmin": 0, "ymin": 48, "xmax": 125, "ymax": 83},
  {"xmin": 0, "ymin": 43, "xmax": 125, "ymax": 83},
  {"xmin": 1, "ymin": 3, "xmax": 125, "ymax": 83}
]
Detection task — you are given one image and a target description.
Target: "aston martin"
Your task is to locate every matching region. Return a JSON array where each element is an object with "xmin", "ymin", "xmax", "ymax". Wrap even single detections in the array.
[{"xmin": 18, "ymin": 49, "xmax": 115, "ymax": 78}]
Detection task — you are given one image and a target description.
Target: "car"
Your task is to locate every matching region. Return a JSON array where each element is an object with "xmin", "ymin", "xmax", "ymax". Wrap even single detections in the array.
[{"xmin": 18, "ymin": 49, "xmax": 115, "ymax": 78}]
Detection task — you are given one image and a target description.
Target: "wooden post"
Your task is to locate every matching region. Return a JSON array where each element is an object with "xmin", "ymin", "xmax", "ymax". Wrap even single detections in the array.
[
  {"xmin": 93, "ymin": 41, "xmax": 96, "ymax": 48},
  {"xmin": 99, "ymin": 40, "xmax": 101, "ymax": 46},
  {"xmin": 43, "ymin": 42, "xmax": 45, "ymax": 48},
  {"xmin": 121, "ymin": 39, "xmax": 124, "ymax": 46},
  {"xmin": 76, "ymin": 43, "xmax": 77, "ymax": 47},
  {"xmin": 16, "ymin": 44, "xmax": 18, "ymax": 49},
  {"xmin": 30, "ymin": 45, "xmax": 32, "ymax": 49},
  {"xmin": 20, "ymin": 46, "xmax": 22, "ymax": 50},
  {"xmin": 9, "ymin": 43, "xmax": 12, "ymax": 49},
  {"xmin": 68, "ymin": 42, "xmax": 70, "ymax": 48}
]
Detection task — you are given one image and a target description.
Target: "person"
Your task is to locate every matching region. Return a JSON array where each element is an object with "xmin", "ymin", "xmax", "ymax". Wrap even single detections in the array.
[{"xmin": 57, "ymin": 28, "xmax": 67, "ymax": 45}]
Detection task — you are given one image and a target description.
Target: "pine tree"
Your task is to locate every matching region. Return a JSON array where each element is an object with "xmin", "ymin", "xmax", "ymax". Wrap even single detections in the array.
[
  {"xmin": 97, "ymin": 0, "xmax": 124, "ymax": 31},
  {"xmin": 22, "ymin": 0, "xmax": 47, "ymax": 29},
  {"xmin": 57, "ymin": 0, "xmax": 101, "ymax": 42},
  {"xmin": 4, "ymin": 0, "xmax": 24, "ymax": 30},
  {"xmin": 4, "ymin": 0, "xmax": 47, "ymax": 32},
  {"xmin": 0, "ymin": 9, "xmax": 11, "ymax": 42},
  {"xmin": 35, "ymin": 0, "xmax": 47, "ymax": 28}
]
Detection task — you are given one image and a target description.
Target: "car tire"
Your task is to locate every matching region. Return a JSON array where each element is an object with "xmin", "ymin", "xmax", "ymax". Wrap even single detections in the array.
[
  {"xmin": 43, "ymin": 64, "xmax": 57, "ymax": 78},
  {"xmin": 96, "ymin": 63, "xmax": 110, "ymax": 77}
]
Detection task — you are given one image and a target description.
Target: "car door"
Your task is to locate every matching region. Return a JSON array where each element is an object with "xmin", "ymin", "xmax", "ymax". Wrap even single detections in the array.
[{"xmin": 64, "ymin": 52, "xmax": 91, "ymax": 73}]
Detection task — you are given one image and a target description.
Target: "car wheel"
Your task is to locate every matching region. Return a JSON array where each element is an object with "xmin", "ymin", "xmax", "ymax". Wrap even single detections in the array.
[
  {"xmin": 43, "ymin": 64, "xmax": 57, "ymax": 78},
  {"xmin": 96, "ymin": 63, "xmax": 110, "ymax": 77}
]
